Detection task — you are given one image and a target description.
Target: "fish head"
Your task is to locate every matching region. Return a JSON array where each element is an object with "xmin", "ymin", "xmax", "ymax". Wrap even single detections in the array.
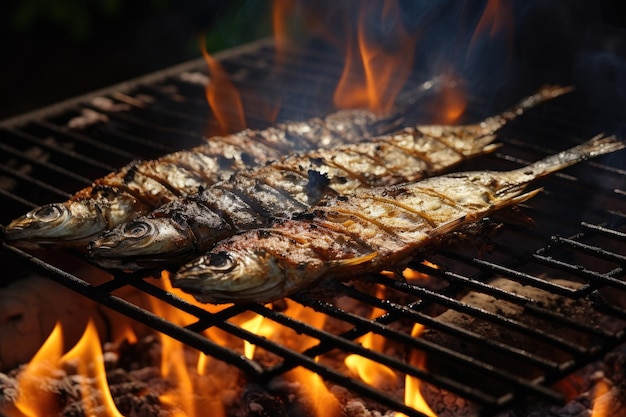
[
  {"xmin": 3, "ymin": 200, "xmax": 109, "ymax": 248},
  {"xmin": 88, "ymin": 218, "xmax": 195, "ymax": 270},
  {"xmin": 172, "ymin": 248, "xmax": 292, "ymax": 304}
]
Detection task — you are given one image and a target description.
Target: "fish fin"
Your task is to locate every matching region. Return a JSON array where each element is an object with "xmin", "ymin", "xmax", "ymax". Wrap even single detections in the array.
[
  {"xmin": 429, "ymin": 188, "xmax": 544, "ymax": 237},
  {"xmin": 328, "ymin": 251, "xmax": 378, "ymax": 268},
  {"xmin": 517, "ymin": 134, "xmax": 624, "ymax": 179}
]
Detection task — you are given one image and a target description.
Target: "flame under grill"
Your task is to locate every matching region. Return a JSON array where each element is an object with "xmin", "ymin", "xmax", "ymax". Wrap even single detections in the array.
[{"xmin": 1, "ymin": 38, "xmax": 626, "ymax": 416}]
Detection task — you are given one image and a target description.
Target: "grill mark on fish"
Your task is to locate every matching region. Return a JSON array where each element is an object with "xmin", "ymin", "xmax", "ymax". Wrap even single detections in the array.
[
  {"xmin": 242, "ymin": 172, "xmax": 311, "ymax": 211},
  {"xmin": 384, "ymin": 141, "xmax": 435, "ymax": 171},
  {"xmin": 171, "ymin": 135, "xmax": 624, "ymax": 304},
  {"xmin": 369, "ymin": 194, "xmax": 438, "ymax": 227},
  {"xmin": 321, "ymin": 205, "xmax": 402, "ymax": 237}
]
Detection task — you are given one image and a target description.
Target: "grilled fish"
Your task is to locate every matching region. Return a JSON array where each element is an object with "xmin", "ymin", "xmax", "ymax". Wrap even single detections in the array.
[
  {"xmin": 89, "ymin": 128, "xmax": 500, "ymax": 270},
  {"xmin": 171, "ymin": 135, "xmax": 624, "ymax": 304},
  {"xmin": 4, "ymin": 86, "xmax": 569, "ymax": 249},
  {"xmin": 2, "ymin": 109, "xmax": 396, "ymax": 248},
  {"xmin": 87, "ymin": 86, "xmax": 571, "ymax": 270}
]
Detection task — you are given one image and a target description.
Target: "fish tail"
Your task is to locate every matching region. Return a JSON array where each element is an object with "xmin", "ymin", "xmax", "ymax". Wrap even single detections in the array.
[
  {"xmin": 429, "ymin": 188, "xmax": 543, "ymax": 237},
  {"xmin": 515, "ymin": 134, "xmax": 624, "ymax": 180}
]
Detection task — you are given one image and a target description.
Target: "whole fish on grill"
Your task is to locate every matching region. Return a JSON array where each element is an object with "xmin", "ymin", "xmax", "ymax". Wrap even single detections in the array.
[
  {"xmin": 89, "ymin": 126, "xmax": 501, "ymax": 270},
  {"xmin": 2, "ymin": 109, "xmax": 398, "ymax": 248},
  {"xmin": 3, "ymin": 86, "xmax": 569, "ymax": 249},
  {"xmin": 171, "ymin": 135, "xmax": 624, "ymax": 304}
]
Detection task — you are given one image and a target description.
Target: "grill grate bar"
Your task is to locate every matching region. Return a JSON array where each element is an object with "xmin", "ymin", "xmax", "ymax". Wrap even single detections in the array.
[
  {"xmin": 2, "ymin": 39, "xmax": 626, "ymax": 416},
  {"xmin": 338, "ymin": 285, "xmax": 561, "ymax": 371},
  {"xmin": 0, "ymin": 242, "xmax": 265, "ymax": 376},
  {"xmin": 290, "ymin": 293, "xmax": 564, "ymax": 404},
  {"xmin": 32, "ymin": 120, "xmax": 141, "ymax": 161},
  {"xmin": 377, "ymin": 275, "xmax": 589, "ymax": 355}
]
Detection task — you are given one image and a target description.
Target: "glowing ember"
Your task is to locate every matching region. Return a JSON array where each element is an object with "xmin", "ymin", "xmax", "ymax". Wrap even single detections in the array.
[
  {"xmin": 403, "ymin": 260, "xmax": 441, "ymax": 281},
  {"xmin": 590, "ymin": 377, "xmax": 612, "ymax": 417},
  {"xmin": 401, "ymin": 323, "xmax": 437, "ymax": 417},
  {"xmin": 333, "ymin": 0, "xmax": 416, "ymax": 114}
]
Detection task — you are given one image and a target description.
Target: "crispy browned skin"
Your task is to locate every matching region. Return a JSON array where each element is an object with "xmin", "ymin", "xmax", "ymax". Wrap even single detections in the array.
[
  {"xmin": 87, "ymin": 86, "xmax": 573, "ymax": 270},
  {"xmin": 2, "ymin": 110, "xmax": 389, "ymax": 248},
  {"xmin": 171, "ymin": 135, "xmax": 624, "ymax": 304}
]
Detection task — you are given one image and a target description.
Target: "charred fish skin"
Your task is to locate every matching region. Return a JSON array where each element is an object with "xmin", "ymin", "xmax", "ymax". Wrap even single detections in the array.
[
  {"xmin": 171, "ymin": 135, "xmax": 624, "ymax": 304},
  {"xmin": 87, "ymin": 86, "xmax": 573, "ymax": 271},
  {"xmin": 88, "ymin": 168, "xmax": 329, "ymax": 270},
  {"xmin": 88, "ymin": 127, "xmax": 499, "ymax": 270},
  {"xmin": 3, "ymin": 109, "xmax": 395, "ymax": 248}
]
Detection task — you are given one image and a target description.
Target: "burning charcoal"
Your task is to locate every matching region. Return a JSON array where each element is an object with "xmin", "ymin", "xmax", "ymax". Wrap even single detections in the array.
[
  {"xmin": 240, "ymin": 385, "xmax": 289, "ymax": 417},
  {"xmin": 114, "ymin": 392, "xmax": 166, "ymax": 417}
]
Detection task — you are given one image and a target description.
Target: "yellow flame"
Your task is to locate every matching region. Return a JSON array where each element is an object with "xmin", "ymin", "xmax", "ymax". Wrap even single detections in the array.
[
  {"xmin": 399, "ymin": 323, "xmax": 437, "ymax": 417},
  {"xmin": 345, "ymin": 286, "xmax": 398, "ymax": 389},
  {"xmin": 13, "ymin": 323, "xmax": 65, "ymax": 417},
  {"xmin": 60, "ymin": 320, "xmax": 124, "ymax": 417},
  {"xmin": 289, "ymin": 365, "xmax": 342, "ymax": 417},
  {"xmin": 333, "ymin": 0, "xmax": 416, "ymax": 113}
]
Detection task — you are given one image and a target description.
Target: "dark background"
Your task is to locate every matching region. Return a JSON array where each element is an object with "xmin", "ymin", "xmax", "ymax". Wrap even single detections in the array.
[
  {"xmin": 0, "ymin": 1, "xmax": 271, "ymax": 120},
  {"xmin": 1, "ymin": 1, "xmax": 625, "ymax": 122}
]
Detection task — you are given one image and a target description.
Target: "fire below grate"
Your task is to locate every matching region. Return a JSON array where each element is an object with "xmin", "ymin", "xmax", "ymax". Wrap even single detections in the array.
[{"xmin": 1, "ymin": 38, "xmax": 626, "ymax": 417}]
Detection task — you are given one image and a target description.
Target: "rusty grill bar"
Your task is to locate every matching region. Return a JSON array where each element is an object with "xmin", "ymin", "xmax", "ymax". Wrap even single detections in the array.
[{"xmin": 1, "ymin": 38, "xmax": 626, "ymax": 416}]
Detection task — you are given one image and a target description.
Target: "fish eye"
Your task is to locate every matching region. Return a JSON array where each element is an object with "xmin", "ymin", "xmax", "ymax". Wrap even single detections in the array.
[
  {"xmin": 33, "ymin": 205, "xmax": 63, "ymax": 221},
  {"xmin": 207, "ymin": 251, "xmax": 236, "ymax": 272},
  {"xmin": 123, "ymin": 221, "xmax": 151, "ymax": 238}
]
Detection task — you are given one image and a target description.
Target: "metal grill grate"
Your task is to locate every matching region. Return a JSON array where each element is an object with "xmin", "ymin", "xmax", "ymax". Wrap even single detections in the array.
[{"xmin": 1, "ymin": 38, "xmax": 626, "ymax": 417}]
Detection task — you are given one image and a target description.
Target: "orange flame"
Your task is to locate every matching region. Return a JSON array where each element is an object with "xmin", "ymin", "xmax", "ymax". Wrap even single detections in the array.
[
  {"xmin": 590, "ymin": 378, "xmax": 612, "ymax": 417},
  {"xmin": 403, "ymin": 261, "xmax": 440, "ymax": 281},
  {"xmin": 60, "ymin": 320, "xmax": 124, "ymax": 417},
  {"xmin": 13, "ymin": 321, "xmax": 124, "ymax": 417},
  {"xmin": 333, "ymin": 0, "xmax": 417, "ymax": 113},
  {"xmin": 149, "ymin": 272, "xmax": 237, "ymax": 417},
  {"xmin": 289, "ymin": 365, "xmax": 342, "ymax": 417},
  {"xmin": 13, "ymin": 323, "xmax": 64, "ymax": 417},
  {"xmin": 272, "ymin": 0, "xmax": 297, "ymax": 69},
  {"xmin": 470, "ymin": 0, "xmax": 514, "ymax": 50},
  {"xmin": 345, "ymin": 287, "xmax": 398, "ymax": 389},
  {"xmin": 429, "ymin": 79, "xmax": 468, "ymax": 125},
  {"xmin": 200, "ymin": 37, "xmax": 246, "ymax": 135},
  {"xmin": 400, "ymin": 323, "xmax": 437, "ymax": 417}
]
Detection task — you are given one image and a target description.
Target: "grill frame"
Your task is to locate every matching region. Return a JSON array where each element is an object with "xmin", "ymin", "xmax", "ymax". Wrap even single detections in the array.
[{"xmin": 1, "ymin": 38, "xmax": 626, "ymax": 417}]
